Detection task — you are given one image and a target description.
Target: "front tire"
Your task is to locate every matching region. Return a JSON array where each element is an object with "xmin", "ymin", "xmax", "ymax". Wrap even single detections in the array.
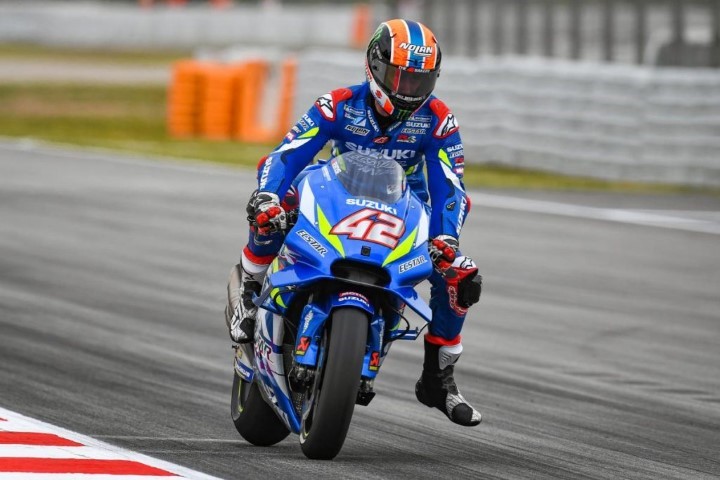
[
  {"xmin": 300, "ymin": 307, "xmax": 368, "ymax": 460},
  {"xmin": 231, "ymin": 370, "xmax": 290, "ymax": 446}
]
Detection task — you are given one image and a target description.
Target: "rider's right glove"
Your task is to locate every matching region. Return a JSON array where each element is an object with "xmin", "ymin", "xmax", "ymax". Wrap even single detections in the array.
[
  {"xmin": 429, "ymin": 235, "xmax": 483, "ymax": 314},
  {"xmin": 429, "ymin": 235, "xmax": 459, "ymax": 270},
  {"xmin": 246, "ymin": 190, "xmax": 287, "ymax": 234}
]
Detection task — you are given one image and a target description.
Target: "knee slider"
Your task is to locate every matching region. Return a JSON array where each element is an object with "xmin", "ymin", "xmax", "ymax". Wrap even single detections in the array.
[{"xmin": 458, "ymin": 272, "xmax": 482, "ymax": 308}]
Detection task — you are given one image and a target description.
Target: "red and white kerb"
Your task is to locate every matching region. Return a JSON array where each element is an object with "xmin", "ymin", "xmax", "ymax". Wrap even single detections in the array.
[{"xmin": 0, "ymin": 408, "xmax": 220, "ymax": 479}]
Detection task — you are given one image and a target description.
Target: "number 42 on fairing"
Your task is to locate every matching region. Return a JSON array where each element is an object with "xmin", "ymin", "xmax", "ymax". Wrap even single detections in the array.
[{"xmin": 331, "ymin": 208, "xmax": 405, "ymax": 249}]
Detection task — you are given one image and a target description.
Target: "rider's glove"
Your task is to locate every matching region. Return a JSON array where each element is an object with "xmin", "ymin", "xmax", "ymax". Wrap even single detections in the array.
[
  {"xmin": 429, "ymin": 235, "xmax": 460, "ymax": 270},
  {"xmin": 247, "ymin": 190, "xmax": 287, "ymax": 234},
  {"xmin": 429, "ymin": 235, "xmax": 482, "ymax": 313}
]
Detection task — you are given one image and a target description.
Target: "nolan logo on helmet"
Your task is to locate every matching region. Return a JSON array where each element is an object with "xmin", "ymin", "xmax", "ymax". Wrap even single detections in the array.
[{"xmin": 399, "ymin": 42, "xmax": 434, "ymax": 57}]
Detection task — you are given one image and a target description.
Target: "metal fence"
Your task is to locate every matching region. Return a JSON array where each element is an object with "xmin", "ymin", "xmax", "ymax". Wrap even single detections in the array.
[
  {"xmin": 393, "ymin": 0, "xmax": 720, "ymax": 67},
  {"xmin": 295, "ymin": 49, "xmax": 720, "ymax": 186}
]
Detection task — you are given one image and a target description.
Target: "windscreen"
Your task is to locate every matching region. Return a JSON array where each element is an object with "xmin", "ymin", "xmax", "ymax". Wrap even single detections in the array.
[{"xmin": 332, "ymin": 151, "xmax": 406, "ymax": 204}]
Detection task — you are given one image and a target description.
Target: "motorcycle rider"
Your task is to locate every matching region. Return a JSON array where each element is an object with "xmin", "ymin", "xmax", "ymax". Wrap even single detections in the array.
[{"xmin": 226, "ymin": 19, "xmax": 483, "ymax": 427}]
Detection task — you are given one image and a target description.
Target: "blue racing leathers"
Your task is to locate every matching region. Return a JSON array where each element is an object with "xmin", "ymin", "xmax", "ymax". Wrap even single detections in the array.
[{"xmin": 244, "ymin": 81, "xmax": 471, "ymax": 342}]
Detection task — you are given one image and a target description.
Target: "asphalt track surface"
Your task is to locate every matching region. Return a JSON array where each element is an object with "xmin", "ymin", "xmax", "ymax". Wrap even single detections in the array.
[{"xmin": 1, "ymin": 140, "xmax": 719, "ymax": 480}]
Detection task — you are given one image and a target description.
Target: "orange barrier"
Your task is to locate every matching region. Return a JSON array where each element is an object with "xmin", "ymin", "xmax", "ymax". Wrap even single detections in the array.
[
  {"xmin": 274, "ymin": 58, "xmax": 298, "ymax": 140},
  {"xmin": 139, "ymin": 0, "xmax": 232, "ymax": 7},
  {"xmin": 233, "ymin": 58, "xmax": 298, "ymax": 143},
  {"xmin": 210, "ymin": 0, "xmax": 233, "ymax": 8},
  {"xmin": 200, "ymin": 64, "xmax": 242, "ymax": 140},
  {"xmin": 234, "ymin": 60, "xmax": 274, "ymax": 143},
  {"xmin": 167, "ymin": 60, "xmax": 206, "ymax": 138},
  {"xmin": 167, "ymin": 57, "xmax": 297, "ymax": 144},
  {"xmin": 351, "ymin": 3, "xmax": 373, "ymax": 49}
]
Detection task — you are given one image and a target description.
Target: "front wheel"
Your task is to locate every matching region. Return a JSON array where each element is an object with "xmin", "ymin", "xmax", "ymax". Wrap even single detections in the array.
[
  {"xmin": 300, "ymin": 307, "xmax": 368, "ymax": 460},
  {"xmin": 231, "ymin": 370, "xmax": 290, "ymax": 446}
]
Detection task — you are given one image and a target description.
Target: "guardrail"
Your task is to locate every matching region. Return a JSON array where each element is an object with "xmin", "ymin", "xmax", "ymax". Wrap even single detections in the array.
[
  {"xmin": 0, "ymin": 1, "xmax": 367, "ymax": 50},
  {"xmin": 414, "ymin": 0, "xmax": 720, "ymax": 67},
  {"xmin": 291, "ymin": 50, "xmax": 720, "ymax": 186},
  {"xmin": 21, "ymin": 0, "xmax": 709, "ymax": 185}
]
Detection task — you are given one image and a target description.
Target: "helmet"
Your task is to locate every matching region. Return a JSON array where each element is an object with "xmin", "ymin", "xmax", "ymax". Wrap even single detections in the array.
[{"xmin": 365, "ymin": 19, "xmax": 441, "ymax": 121}]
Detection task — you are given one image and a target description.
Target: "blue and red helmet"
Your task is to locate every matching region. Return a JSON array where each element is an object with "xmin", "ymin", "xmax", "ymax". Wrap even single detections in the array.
[{"xmin": 365, "ymin": 19, "xmax": 442, "ymax": 121}]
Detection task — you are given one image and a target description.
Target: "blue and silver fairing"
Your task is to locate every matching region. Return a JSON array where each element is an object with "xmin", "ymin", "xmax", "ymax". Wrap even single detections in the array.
[{"xmin": 259, "ymin": 157, "xmax": 433, "ymax": 322}]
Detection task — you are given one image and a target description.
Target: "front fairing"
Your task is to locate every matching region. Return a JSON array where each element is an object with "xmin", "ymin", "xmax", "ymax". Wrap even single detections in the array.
[{"xmin": 259, "ymin": 156, "xmax": 433, "ymax": 321}]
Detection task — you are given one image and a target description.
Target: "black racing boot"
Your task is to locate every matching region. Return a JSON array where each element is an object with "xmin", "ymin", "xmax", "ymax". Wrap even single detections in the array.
[
  {"xmin": 415, "ymin": 337, "xmax": 482, "ymax": 427},
  {"xmin": 225, "ymin": 263, "xmax": 263, "ymax": 343}
]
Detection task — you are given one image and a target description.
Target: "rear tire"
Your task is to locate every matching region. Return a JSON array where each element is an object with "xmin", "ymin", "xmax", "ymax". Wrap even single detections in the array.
[
  {"xmin": 300, "ymin": 307, "xmax": 368, "ymax": 460},
  {"xmin": 231, "ymin": 371, "xmax": 290, "ymax": 446}
]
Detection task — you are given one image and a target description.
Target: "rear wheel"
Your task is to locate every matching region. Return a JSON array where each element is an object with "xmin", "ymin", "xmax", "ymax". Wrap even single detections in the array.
[
  {"xmin": 299, "ymin": 307, "xmax": 368, "ymax": 459},
  {"xmin": 231, "ymin": 370, "xmax": 290, "ymax": 446}
]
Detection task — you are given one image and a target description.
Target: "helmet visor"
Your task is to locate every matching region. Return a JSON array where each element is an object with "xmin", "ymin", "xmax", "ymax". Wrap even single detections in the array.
[{"xmin": 372, "ymin": 58, "xmax": 437, "ymax": 100}]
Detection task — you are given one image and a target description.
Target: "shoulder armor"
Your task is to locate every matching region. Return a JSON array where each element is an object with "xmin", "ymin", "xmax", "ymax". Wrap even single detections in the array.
[
  {"xmin": 429, "ymin": 98, "xmax": 460, "ymax": 139},
  {"xmin": 314, "ymin": 88, "xmax": 353, "ymax": 121}
]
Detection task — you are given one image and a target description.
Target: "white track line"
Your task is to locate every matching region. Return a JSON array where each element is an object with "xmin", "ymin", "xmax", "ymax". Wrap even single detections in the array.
[
  {"xmin": 472, "ymin": 193, "xmax": 720, "ymax": 235},
  {"xmin": 0, "ymin": 445, "xmax": 133, "ymax": 460}
]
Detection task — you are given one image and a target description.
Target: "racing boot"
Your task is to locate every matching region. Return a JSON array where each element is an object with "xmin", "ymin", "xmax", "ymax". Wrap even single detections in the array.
[
  {"xmin": 225, "ymin": 253, "xmax": 267, "ymax": 343},
  {"xmin": 415, "ymin": 336, "xmax": 482, "ymax": 427}
]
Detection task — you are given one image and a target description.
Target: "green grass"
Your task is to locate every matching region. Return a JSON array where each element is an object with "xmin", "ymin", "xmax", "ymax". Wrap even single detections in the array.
[
  {"xmin": 0, "ymin": 83, "xmax": 274, "ymax": 164},
  {"xmin": 0, "ymin": 81, "xmax": 715, "ymax": 195},
  {"xmin": 460, "ymin": 164, "xmax": 699, "ymax": 193},
  {"xmin": 0, "ymin": 43, "xmax": 190, "ymax": 65}
]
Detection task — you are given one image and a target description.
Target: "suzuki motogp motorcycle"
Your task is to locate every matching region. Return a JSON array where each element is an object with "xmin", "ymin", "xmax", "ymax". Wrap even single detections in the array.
[{"xmin": 230, "ymin": 151, "xmax": 434, "ymax": 460}]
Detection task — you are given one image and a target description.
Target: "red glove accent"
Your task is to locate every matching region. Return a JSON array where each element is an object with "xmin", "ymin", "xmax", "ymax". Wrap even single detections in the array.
[
  {"xmin": 248, "ymin": 191, "xmax": 287, "ymax": 234},
  {"xmin": 429, "ymin": 236, "xmax": 458, "ymax": 270},
  {"xmin": 257, "ymin": 206, "xmax": 283, "ymax": 233}
]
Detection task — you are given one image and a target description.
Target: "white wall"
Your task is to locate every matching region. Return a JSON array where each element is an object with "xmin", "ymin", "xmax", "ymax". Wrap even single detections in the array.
[
  {"xmin": 0, "ymin": 1, "xmax": 359, "ymax": 50},
  {"xmin": 2, "ymin": 2, "xmax": 718, "ymax": 186},
  {"xmin": 294, "ymin": 50, "xmax": 720, "ymax": 186}
]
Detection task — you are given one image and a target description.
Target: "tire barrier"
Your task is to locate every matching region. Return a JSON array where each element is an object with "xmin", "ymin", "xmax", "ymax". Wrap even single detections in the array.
[{"xmin": 167, "ymin": 58, "xmax": 297, "ymax": 143}]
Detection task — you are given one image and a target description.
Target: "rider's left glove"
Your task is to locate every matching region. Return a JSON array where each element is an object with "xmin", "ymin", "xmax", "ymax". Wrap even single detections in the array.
[
  {"xmin": 246, "ymin": 190, "xmax": 287, "ymax": 234},
  {"xmin": 429, "ymin": 235, "xmax": 482, "ymax": 311}
]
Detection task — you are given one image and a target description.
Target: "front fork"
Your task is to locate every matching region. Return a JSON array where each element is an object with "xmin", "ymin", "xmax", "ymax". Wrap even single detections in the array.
[{"xmin": 289, "ymin": 291, "xmax": 391, "ymax": 405}]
